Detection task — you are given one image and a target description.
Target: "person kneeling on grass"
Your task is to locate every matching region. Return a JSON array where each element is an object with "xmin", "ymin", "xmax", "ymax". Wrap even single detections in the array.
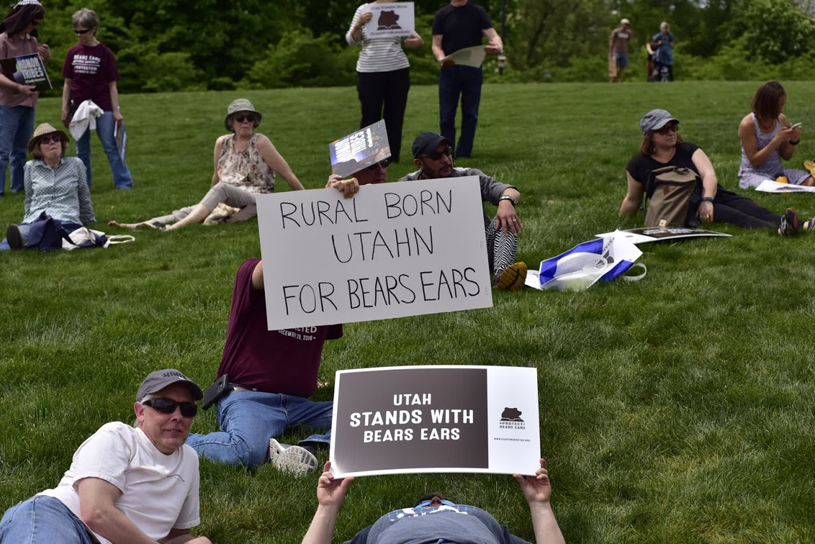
[
  {"xmin": 302, "ymin": 459, "xmax": 565, "ymax": 544},
  {"xmin": 621, "ymin": 109, "xmax": 814, "ymax": 236},
  {"xmin": 399, "ymin": 132, "xmax": 527, "ymax": 290},
  {"xmin": 0, "ymin": 369, "xmax": 211, "ymax": 544}
]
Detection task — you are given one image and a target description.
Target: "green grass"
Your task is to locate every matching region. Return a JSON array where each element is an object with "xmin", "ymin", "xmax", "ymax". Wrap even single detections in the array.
[{"xmin": 3, "ymin": 81, "xmax": 815, "ymax": 543}]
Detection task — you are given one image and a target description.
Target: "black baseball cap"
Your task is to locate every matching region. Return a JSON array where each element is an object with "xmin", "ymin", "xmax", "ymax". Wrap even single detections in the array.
[
  {"xmin": 136, "ymin": 369, "xmax": 203, "ymax": 402},
  {"xmin": 412, "ymin": 132, "xmax": 450, "ymax": 158}
]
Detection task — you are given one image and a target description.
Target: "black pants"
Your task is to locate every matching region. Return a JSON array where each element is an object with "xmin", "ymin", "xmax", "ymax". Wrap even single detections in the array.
[
  {"xmin": 357, "ymin": 68, "xmax": 410, "ymax": 163},
  {"xmin": 687, "ymin": 186, "xmax": 781, "ymax": 229}
]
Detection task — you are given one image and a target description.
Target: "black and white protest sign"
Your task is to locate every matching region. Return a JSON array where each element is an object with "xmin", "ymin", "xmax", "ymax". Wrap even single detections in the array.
[
  {"xmin": 330, "ymin": 366, "xmax": 540, "ymax": 477},
  {"xmin": 363, "ymin": 2, "xmax": 415, "ymax": 39},
  {"xmin": 330, "ymin": 120, "xmax": 390, "ymax": 178},
  {"xmin": 256, "ymin": 177, "xmax": 493, "ymax": 330}
]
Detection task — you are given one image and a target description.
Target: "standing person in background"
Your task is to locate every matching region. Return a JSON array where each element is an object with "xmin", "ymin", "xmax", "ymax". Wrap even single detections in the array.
[
  {"xmin": 651, "ymin": 22, "xmax": 674, "ymax": 82},
  {"xmin": 0, "ymin": 0, "xmax": 49, "ymax": 197},
  {"xmin": 346, "ymin": 0, "xmax": 423, "ymax": 164},
  {"xmin": 431, "ymin": 0, "xmax": 502, "ymax": 159},
  {"xmin": 61, "ymin": 8, "xmax": 133, "ymax": 189},
  {"xmin": 609, "ymin": 18, "xmax": 631, "ymax": 83}
]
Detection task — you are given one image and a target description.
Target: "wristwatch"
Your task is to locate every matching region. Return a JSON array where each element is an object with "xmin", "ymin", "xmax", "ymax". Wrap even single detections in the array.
[
  {"xmin": 700, "ymin": 196, "xmax": 714, "ymax": 204},
  {"xmin": 499, "ymin": 194, "xmax": 516, "ymax": 206}
]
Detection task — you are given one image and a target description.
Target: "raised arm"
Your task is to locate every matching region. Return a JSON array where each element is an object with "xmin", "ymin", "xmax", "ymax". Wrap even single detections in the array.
[
  {"xmin": 513, "ymin": 459, "xmax": 565, "ymax": 544},
  {"xmin": 347, "ymin": 9, "xmax": 373, "ymax": 45},
  {"xmin": 78, "ymin": 477, "xmax": 160, "ymax": 544},
  {"xmin": 257, "ymin": 135, "xmax": 304, "ymax": 191},
  {"xmin": 777, "ymin": 113, "xmax": 801, "ymax": 161},
  {"xmin": 620, "ymin": 171, "xmax": 645, "ymax": 216},
  {"xmin": 302, "ymin": 462, "xmax": 354, "ymax": 544}
]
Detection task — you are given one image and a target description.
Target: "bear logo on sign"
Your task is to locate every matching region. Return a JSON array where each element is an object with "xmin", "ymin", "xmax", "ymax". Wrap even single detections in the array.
[
  {"xmin": 377, "ymin": 10, "xmax": 402, "ymax": 30},
  {"xmin": 500, "ymin": 407, "xmax": 523, "ymax": 422}
]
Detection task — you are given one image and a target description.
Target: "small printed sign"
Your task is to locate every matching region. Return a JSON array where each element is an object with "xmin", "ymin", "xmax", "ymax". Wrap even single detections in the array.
[
  {"xmin": 330, "ymin": 120, "xmax": 391, "ymax": 179},
  {"xmin": 330, "ymin": 366, "xmax": 540, "ymax": 478},
  {"xmin": 0, "ymin": 53, "xmax": 51, "ymax": 90},
  {"xmin": 596, "ymin": 227, "xmax": 732, "ymax": 244},
  {"xmin": 363, "ymin": 2, "xmax": 415, "ymax": 39}
]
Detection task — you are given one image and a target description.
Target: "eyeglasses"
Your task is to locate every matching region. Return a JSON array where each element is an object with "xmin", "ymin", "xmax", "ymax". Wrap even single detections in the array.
[
  {"xmin": 420, "ymin": 146, "xmax": 453, "ymax": 161},
  {"xmin": 366, "ymin": 160, "xmax": 388, "ymax": 171},
  {"xmin": 74, "ymin": 28, "xmax": 92, "ymax": 35},
  {"xmin": 142, "ymin": 398, "xmax": 198, "ymax": 418},
  {"xmin": 415, "ymin": 499, "xmax": 456, "ymax": 508},
  {"xmin": 39, "ymin": 136, "xmax": 60, "ymax": 145},
  {"xmin": 656, "ymin": 124, "xmax": 678, "ymax": 135},
  {"xmin": 234, "ymin": 114, "xmax": 256, "ymax": 123}
]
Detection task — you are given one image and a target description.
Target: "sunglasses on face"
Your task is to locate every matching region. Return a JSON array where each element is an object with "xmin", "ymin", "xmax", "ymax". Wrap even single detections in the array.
[
  {"xmin": 421, "ymin": 146, "xmax": 453, "ymax": 161},
  {"xmin": 39, "ymin": 136, "xmax": 61, "ymax": 145},
  {"xmin": 234, "ymin": 114, "xmax": 256, "ymax": 123},
  {"xmin": 415, "ymin": 499, "xmax": 456, "ymax": 508},
  {"xmin": 142, "ymin": 398, "xmax": 198, "ymax": 418},
  {"xmin": 74, "ymin": 28, "xmax": 92, "ymax": 35},
  {"xmin": 656, "ymin": 124, "xmax": 678, "ymax": 135},
  {"xmin": 366, "ymin": 160, "xmax": 388, "ymax": 171}
]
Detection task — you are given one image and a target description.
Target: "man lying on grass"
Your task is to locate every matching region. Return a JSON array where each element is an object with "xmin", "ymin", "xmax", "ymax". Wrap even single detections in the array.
[
  {"xmin": 400, "ymin": 132, "xmax": 527, "ymax": 290},
  {"xmin": 302, "ymin": 459, "xmax": 565, "ymax": 544},
  {"xmin": 0, "ymin": 369, "xmax": 211, "ymax": 544}
]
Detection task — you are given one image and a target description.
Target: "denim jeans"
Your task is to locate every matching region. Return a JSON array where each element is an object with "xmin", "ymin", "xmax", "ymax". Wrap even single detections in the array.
[
  {"xmin": 186, "ymin": 389, "xmax": 332, "ymax": 469},
  {"xmin": 439, "ymin": 65, "xmax": 483, "ymax": 158},
  {"xmin": 0, "ymin": 496, "xmax": 94, "ymax": 544},
  {"xmin": 76, "ymin": 111, "xmax": 133, "ymax": 189},
  {"xmin": 0, "ymin": 105, "xmax": 36, "ymax": 195},
  {"xmin": 0, "ymin": 222, "xmax": 81, "ymax": 251}
]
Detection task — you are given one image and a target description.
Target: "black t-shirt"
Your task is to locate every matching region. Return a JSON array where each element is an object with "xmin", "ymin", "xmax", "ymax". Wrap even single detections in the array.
[
  {"xmin": 626, "ymin": 142, "xmax": 701, "ymax": 198},
  {"xmin": 432, "ymin": 2, "xmax": 493, "ymax": 56}
]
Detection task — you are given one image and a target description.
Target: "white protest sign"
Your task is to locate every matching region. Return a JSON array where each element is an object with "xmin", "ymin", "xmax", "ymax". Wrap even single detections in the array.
[
  {"xmin": 363, "ymin": 2, "xmax": 415, "ymax": 38},
  {"xmin": 256, "ymin": 177, "xmax": 493, "ymax": 330},
  {"xmin": 330, "ymin": 365, "xmax": 540, "ymax": 478}
]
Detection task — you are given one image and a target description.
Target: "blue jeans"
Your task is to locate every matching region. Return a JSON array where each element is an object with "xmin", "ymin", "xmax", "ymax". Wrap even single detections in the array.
[
  {"xmin": 76, "ymin": 111, "xmax": 133, "ymax": 189},
  {"xmin": 0, "ymin": 496, "xmax": 93, "ymax": 544},
  {"xmin": 439, "ymin": 65, "xmax": 483, "ymax": 158},
  {"xmin": 0, "ymin": 222, "xmax": 81, "ymax": 251},
  {"xmin": 186, "ymin": 389, "xmax": 332, "ymax": 469},
  {"xmin": 0, "ymin": 105, "xmax": 36, "ymax": 195}
]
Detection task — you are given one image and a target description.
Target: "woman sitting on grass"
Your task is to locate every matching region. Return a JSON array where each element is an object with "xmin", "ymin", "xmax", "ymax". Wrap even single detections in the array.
[
  {"xmin": 109, "ymin": 98, "xmax": 304, "ymax": 230},
  {"xmin": 2, "ymin": 123, "xmax": 95, "ymax": 250},
  {"xmin": 621, "ymin": 109, "xmax": 810, "ymax": 236},
  {"xmin": 737, "ymin": 80, "xmax": 813, "ymax": 189}
]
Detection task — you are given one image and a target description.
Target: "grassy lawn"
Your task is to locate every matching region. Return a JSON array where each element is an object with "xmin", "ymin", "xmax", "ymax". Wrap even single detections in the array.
[{"xmin": 2, "ymin": 81, "xmax": 815, "ymax": 543}]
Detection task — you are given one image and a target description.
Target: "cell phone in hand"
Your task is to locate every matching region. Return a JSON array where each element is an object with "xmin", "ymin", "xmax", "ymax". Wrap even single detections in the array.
[{"xmin": 790, "ymin": 122, "xmax": 802, "ymax": 129}]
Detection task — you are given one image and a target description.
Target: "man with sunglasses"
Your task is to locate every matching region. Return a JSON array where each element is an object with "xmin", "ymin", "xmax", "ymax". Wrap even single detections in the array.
[
  {"xmin": 0, "ymin": 369, "xmax": 211, "ymax": 544},
  {"xmin": 399, "ymin": 132, "xmax": 527, "ymax": 290},
  {"xmin": 302, "ymin": 459, "xmax": 565, "ymax": 543}
]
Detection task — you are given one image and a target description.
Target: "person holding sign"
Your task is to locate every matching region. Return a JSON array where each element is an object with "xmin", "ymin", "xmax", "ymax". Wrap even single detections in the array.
[
  {"xmin": 0, "ymin": 0, "xmax": 50, "ymax": 197},
  {"xmin": 400, "ymin": 132, "xmax": 527, "ymax": 290},
  {"xmin": 186, "ymin": 258, "xmax": 343, "ymax": 473},
  {"xmin": 432, "ymin": 0, "xmax": 502, "ymax": 159},
  {"xmin": 326, "ymin": 158, "xmax": 388, "ymax": 195},
  {"xmin": 347, "ymin": 1, "xmax": 423, "ymax": 164},
  {"xmin": 302, "ymin": 459, "xmax": 565, "ymax": 544}
]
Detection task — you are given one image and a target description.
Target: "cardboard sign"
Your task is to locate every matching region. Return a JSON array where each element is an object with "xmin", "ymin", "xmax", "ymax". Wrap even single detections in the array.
[
  {"xmin": 330, "ymin": 366, "xmax": 540, "ymax": 477},
  {"xmin": 595, "ymin": 227, "xmax": 732, "ymax": 244},
  {"xmin": 330, "ymin": 120, "xmax": 391, "ymax": 178},
  {"xmin": 0, "ymin": 53, "xmax": 51, "ymax": 90},
  {"xmin": 256, "ymin": 177, "xmax": 493, "ymax": 330},
  {"xmin": 363, "ymin": 2, "xmax": 415, "ymax": 38}
]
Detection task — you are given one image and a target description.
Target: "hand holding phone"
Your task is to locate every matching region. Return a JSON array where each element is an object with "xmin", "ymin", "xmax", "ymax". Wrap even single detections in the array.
[{"xmin": 790, "ymin": 122, "xmax": 802, "ymax": 129}]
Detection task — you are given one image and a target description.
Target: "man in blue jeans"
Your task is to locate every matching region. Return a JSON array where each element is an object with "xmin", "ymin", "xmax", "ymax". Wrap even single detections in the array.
[
  {"xmin": 186, "ymin": 258, "xmax": 344, "ymax": 475},
  {"xmin": 431, "ymin": 0, "xmax": 503, "ymax": 159}
]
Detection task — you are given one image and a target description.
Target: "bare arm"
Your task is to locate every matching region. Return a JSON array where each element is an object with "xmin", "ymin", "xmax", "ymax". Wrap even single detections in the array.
[
  {"xmin": 77, "ymin": 477, "xmax": 160, "ymax": 544},
  {"xmin": 514, "ymin": 459, "xmax": 565, "ymax": 544},
  {"xmin": 256, "ymin": 135, "xmax": 304, "ymax": 191},
  {"xmin": 691, "ymin": 148, "xmax": 718, "ymax": 198},
  {"xmin": 620, "ymin": 172, "xmax": 645, "ymax": 215},
  {"xmin": 777, "ymin": 113, "xmax": 801, "ymax": 161},
  {"xmin": 251, "ymin": 260, "xmax": 264, "ymax": 291},
  {"xmin": 109, "ymin": 81, "xmax": 123, "ymax": 125},
  {"xmin": 302, "ymin": 462, "xmax": 354, "ymax": 544},
  {"xmin": 347, "ymin": 10, "xmax": 373, "ymax": 44},
  {"xmin": 432, "ymin": 34, "xmax": 446, "ymax": 62},
  {"xmin": 62, "ymin": 78, "xmax": 72, "ymax": 127},
  {"xmin": 482, "ymin": 27, "xmax": 503, "ymax": 54},
  {"xmin": 404, "ymin": 32, "xmax": 423, "ymax": 49},
  {"xmin": 212, "ymin": 137, "xmax": 225, "ymax": 187}
]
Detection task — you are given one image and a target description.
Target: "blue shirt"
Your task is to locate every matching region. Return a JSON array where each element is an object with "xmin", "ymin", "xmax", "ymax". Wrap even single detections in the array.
[{"xmin": 23, "ymin": 157, "xmax": 95, "ymax": 226}]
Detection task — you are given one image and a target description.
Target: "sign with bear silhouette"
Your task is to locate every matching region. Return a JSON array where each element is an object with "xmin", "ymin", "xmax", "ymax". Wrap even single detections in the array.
[
  {"xmin": 363, "ymin": 2, "xmax": 415, "ymax": 39},
  {"xmin": 330, "ymin": 366, "xmax": 540, "ymax": 477}
]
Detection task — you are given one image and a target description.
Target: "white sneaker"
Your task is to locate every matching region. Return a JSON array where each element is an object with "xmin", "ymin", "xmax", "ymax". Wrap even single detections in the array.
[{"xmin": 268, "ymin": 438, "xmax": 318, "ymax": 476}]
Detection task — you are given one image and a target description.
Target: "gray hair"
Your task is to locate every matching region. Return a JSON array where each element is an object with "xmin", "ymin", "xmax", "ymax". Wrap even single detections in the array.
[
  {"xmin": 660, "ymin": 21, "xmax": 669, "ymax": 29},
  {"xmin": 72, "ymin": 8, "xmax": 99, "ymax": 30},
  {"xmin": 133, "ymin": 393, "xmax": 157, "ymax": 428}
]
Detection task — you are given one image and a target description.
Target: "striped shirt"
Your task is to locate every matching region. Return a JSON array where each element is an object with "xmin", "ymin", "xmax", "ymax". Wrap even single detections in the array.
[
  {"xmin": 347, "ymin": 4, "xmax": 410, "ymax": 73},
  {"xmin": 23, "ymin": 157, "xmax": 96, "ymax": 225}
]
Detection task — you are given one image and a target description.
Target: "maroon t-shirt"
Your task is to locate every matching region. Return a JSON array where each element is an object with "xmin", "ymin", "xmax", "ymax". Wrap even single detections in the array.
[
  {"xmin": 216, "ymin": 258, "xmax": 343, "ymax": 398},
  {"xmin": 61, "ymin": 42, "xmax": 119, "ymax": 112}
]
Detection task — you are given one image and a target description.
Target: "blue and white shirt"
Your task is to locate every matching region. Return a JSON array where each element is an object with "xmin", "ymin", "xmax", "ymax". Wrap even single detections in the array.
[{"xmin": 23, "ymin": 157, "xmax": 95, "ymax": 225}]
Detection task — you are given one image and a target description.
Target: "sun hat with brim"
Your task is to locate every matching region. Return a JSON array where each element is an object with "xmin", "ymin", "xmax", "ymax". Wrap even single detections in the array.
[
  {"xmin": 224, "ymin": 98, "xmax": 262, "ymax": 131},
  {"xmin": 640, "ymin": 109, "xmax": 679, "ymax": 135},
  {"xmin": 28, "ymin": 123, "xmax": 69, "ymax": 154}
]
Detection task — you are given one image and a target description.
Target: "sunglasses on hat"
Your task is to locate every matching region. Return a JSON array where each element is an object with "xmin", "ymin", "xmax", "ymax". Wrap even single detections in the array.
[{"xmin": 142, "ymin": 398, "xmax": 198, "ymax": 418}]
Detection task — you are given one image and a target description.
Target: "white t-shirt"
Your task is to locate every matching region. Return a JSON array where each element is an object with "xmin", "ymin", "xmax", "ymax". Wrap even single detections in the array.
[{"xmin": 38, "ymin": 422, "xmax": 200, "ymax": 544}]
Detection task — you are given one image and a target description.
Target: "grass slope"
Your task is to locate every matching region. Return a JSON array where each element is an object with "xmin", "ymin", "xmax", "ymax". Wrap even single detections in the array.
[{"xmin": 1, "ymin": 81, "xmax": 815, "ymax": 543}]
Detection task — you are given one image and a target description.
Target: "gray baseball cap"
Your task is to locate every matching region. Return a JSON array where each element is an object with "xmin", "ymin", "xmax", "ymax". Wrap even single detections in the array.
[
  {"xmin": 136, "ymin": 369, "xmax": 203, "ymax": 402},
  {"xmin": 224, "ymin": 98, "xmax": 263, "ymax": 130},
  {"xmin": 640, "ymin": 109, "xmax": 679, "ymax": 134}
]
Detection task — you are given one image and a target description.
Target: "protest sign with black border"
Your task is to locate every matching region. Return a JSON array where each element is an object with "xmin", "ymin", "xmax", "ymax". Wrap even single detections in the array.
[
  {"xmin": 363, "ymin": 2, "xmax": 415, "ymax": 39},
  {"xmin": 330, "ymin": 366, "xmax": 540, "ymax": 478}
]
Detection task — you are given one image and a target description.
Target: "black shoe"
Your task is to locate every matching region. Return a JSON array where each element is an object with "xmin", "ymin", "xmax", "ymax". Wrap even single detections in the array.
[{"xmin": 6, "ymin": 224, "xmax": 23, "ymax": 249}]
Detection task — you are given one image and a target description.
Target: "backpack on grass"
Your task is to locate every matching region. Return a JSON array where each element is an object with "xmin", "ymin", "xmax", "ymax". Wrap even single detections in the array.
[{"xmin": 644, "ymin": 165, "xmax": 699, "ymax": 228}]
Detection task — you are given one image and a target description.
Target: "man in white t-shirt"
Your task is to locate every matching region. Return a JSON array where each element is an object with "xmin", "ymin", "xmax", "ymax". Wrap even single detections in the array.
[{"xmin": 0, "ymin": 369, "xmax": 211, "ymax": 544}]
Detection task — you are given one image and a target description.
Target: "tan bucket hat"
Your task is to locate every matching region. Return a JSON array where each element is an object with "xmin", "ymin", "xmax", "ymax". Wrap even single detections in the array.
[{"xmin": 28, "ymin": 123, "xmax": 69, "ymax": 154}]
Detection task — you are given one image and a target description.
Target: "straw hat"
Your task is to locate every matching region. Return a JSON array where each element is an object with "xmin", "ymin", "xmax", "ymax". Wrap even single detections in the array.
[
  {"xmin": 224, "ymin": 98, "xmax": 262, "ymax": 131},
  {"xmin": 28, "ymin": 123, "xmax": 69, "ymax": 154}
]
